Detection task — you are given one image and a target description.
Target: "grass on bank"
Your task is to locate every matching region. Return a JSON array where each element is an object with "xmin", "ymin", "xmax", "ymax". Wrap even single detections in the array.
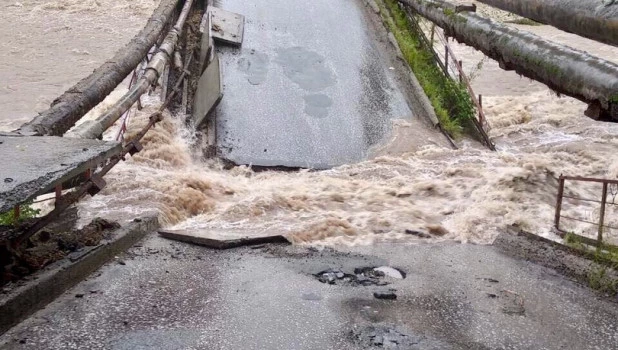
[
  {"xmin": 378, "ymin": 0, "xmax": 475, "ymax": 137},
  {"xmin": 0, "ymin": 203, "xmax": 40, "ymax": 226},
  {"xmin": 505, "ymin": 18, "xmax": 543, "ymax": 26},
  {"xmin": 565, "ymin": 232, "xmax": 618, "ymax": 296}
]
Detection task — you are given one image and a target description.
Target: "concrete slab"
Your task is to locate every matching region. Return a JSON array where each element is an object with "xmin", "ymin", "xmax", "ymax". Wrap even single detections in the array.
[
  {"xmin": 198, "ymin": 11, "xmax": 214, "ymax": 75},
  {"xmin": 0, "ymin": 135, "xmax": 121, "ymax": 213},
  {"xmin": 159, "ymin": 229, "xmax": 289, "ymax": 249},
  {"xmin": 208, "ymin": 6, "xmax": 244, "ymax": 46},
  {"xmin": 1, "ymin": 238, "xmax": 616, "ymax": 349},
  {"xmin": 192, "ymin": 53, "xmax": 223, "ymax": 128}
]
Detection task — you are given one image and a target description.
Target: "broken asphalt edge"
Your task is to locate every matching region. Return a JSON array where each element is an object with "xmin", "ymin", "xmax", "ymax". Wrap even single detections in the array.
[
  {"xmin": 158, "ymin": 229, "xmax": 290, "ymax": 249},
  {"xmin": 494, "ymin": 225, "xmax": 618, "ymax": 295},
  {"xmin": 0, "ymin": 216, "xmax": 159, "ymax": 335}
]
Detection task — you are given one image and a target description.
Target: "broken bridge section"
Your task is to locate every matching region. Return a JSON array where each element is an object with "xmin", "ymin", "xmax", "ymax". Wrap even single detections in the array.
[
  {"xmin": 0, "ymin": 134, "xmax": 121, "ymax": 214},
  {"xmin": 209, "ymin": 0, "xmax": 415, "ymax": 168}
]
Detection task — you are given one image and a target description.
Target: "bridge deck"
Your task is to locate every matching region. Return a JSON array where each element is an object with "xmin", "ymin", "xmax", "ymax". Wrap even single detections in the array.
[
  {"xmin": 212, "ymin": 0, "xmax": 437, "ymax": 168},
  {"xmin": 0, "ymin": 134, "xmax": 121, "ymax": 213}
]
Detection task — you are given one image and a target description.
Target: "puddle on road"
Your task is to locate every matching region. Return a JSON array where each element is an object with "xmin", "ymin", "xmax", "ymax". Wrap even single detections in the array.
[
  {"xmin": 303, "ymin": 93, "xmax": 333, "ymax": 118},
  {"xmin": 275, "ymin": 46, "xmax": 336, "ymax": 91},
  {"xmin": 237, "ymin": 50, "xmax": 270, "ymax": 85}
]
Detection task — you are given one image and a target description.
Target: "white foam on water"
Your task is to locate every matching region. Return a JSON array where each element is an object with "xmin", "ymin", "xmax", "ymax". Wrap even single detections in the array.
[{"xmin": 2, "ymin": 1, "xmax": 618, "ymax": 246}]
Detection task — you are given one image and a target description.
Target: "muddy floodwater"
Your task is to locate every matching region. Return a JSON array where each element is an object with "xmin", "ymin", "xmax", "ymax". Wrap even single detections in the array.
[{"xmin": 1, "ymin": 0, "xmax": 617, "ymax": 246}]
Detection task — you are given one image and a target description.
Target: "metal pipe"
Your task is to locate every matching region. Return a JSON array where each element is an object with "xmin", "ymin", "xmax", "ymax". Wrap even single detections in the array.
[
  {"xmin": 17, "ymin": 0, "xmax": 181, "ymax": 136},
  {"xmin": 67, "ymin": 0, "xmax": 195, "ymax": 139},
  {"xmin": 398, "ymin": 0, "xmax": 618, "ymax": 120},
  {"xmin": 475, "ymin": 0, "xmax": 618, "ymax": 47}
]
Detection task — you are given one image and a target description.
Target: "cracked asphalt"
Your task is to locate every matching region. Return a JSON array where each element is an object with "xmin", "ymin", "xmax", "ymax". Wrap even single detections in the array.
[{"xmin": 1, "ymin": 234, "xmax": 616, "ymax": 349}]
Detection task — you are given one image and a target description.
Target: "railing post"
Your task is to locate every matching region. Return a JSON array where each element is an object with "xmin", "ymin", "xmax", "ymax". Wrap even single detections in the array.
[
  {"xmin": 598, "ymin": 182, "xmax": 608, "ymax": 245},
  {"xmin": 13, "ymin": 205, "xmax": 20, "ymax": 223},
  {"xmin": 55, "ymin": 184, "xmax": 63, "ymax": 200},
  {"xmin": 444, "ymin": 44, "xmax": 449, "ymax": 76},
  {"xmin": 478, "ymin": 94, "xmax": 484, "ymax": 125},
  {"xmin": 430, "ymin": 24, "xmax": 435, "ymax": 44},
  {"xmin": 555, "ymin": 176, "xmax": 565, "ymax": 232}
]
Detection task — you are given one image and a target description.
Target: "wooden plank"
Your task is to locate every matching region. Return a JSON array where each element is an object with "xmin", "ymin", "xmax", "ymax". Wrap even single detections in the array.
[
  {"xmin": 158, "ymin": 229, "xmax": 290, "ymax": 249},
  {"xmin": 208, "ymin": 6, "xmax": 245, "ymax": 46}
]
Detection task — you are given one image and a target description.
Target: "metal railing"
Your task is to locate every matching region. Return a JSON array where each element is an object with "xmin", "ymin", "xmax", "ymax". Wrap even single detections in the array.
[
  {"xmin": 555, "ymin": 175, "xmax": 618, "ymax": 246},
  {"xmin": 401, "ymin": 4, "xmax": 496, "ymax": 150}
]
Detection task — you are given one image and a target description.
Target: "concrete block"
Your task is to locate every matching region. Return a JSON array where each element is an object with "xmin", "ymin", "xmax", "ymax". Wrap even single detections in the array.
[
  {"xmin": 159, "ymin": 229, "xmax": 289, "ymax": 249},
  {"xmin": 208, "ymin": 6, "xmax": 245, "ymax": 46},
  {"xmin": 192, "ymin": 53, "xmax": 223, "ymax": 128}
]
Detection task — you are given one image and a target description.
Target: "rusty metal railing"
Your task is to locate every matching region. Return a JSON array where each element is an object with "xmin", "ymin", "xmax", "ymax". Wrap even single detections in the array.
[
  {"xmin": 554, "ymin": 175, "xmax": 618, "ymax": 246},
  {"xmin": 402, "ymin": 5, "xmax": 496, "ymax": 151}
]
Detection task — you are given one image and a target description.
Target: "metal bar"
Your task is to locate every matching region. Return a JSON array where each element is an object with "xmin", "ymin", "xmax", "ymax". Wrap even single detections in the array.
[
  {"xmin": 561, "ymin": 176, "xmax": 618, "ymax": 185},
  {"xmin": 560, "ymin": 216, "xmax": 618, "ymax": 231},
  {"xmin": 458, "ymin": 60, "xmax": 463, "ymax": 83},
  {"xmin": 555, "ymin": 177, "xmax": 565, "ymax": 230},
  {"xmin": 54, "ymin": 184, "xmax": 62, "ymax": 200},
  {"xmin": 444, "ymin": 44, "xmax": 449, "ymax": 76},
  {"xmin": 560, "ymin": 215, "xmax": 600, "ymax": 226},
  {"xmin": 562, "ymin": 195, "xmax": 618, "ymax": 206},
  {"xmin": 478, "ymin": 94, "xmax": 483, "ymax": 125},
  {"xmin": 13, "ymin": 206, "xmax": 20, "ymax": 222},
  {"xmin": 598, "ymin": 183, "xmax": 608, "ymax": 244},
  {"xmin": 430, "ymin": 23, "xmax": 435, "ymax": 44}
]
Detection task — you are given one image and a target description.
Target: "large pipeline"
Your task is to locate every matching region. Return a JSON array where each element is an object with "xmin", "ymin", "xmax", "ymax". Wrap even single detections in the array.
[
  {"xmin": 67, "ymin": 0, "xmax": 195, "ymax": 139},
  {"xmin": 17, "ymin": 0, "xmax": 182, "ymax": 137},
  {"xmin": 476, "ymin": 0, "xmax": 618, "ymax": 47},
  {"xmin": 398, "ymin": 0, "xmax": 618, "ymax": 120}
]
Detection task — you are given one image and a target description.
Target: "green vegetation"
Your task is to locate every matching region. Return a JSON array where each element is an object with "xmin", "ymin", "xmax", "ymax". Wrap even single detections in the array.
[
  {"xmin": 0, "ymin": 203, "xmax": 40, "ymax": 226},
  {"xmin": 564, "ymin": 232, "xmax": 618, "ymax": 295},
  {"xmin": 505, "ymin": 18, "xmax": 543, "ymax": 26},
  {"xmin": 379, "ymin": 0, "xmax": 475, "ymax": 137}
]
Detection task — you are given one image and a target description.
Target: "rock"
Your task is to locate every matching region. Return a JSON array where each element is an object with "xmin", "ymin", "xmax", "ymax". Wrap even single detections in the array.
[
  {"xmin": 426, "ymin": 224, "xmax": 449, "ymax": 236},
  {"xmin": 117, "ymin": 260, "xmax": 126, "ymax": 266},
  {"xmin": 374, "ymin": 291, "xmax": 397, "ymax": 300},
  {"xmin": 374, "ymin": 266, "xmax": 405, "ymax": 279},
  {"xmin": 405, "ymin": 229, "xmax": 432, "ymax": 238},
  {"xmin": 75, "ymin": 293, "xmax": 84, "ymax": 298}
]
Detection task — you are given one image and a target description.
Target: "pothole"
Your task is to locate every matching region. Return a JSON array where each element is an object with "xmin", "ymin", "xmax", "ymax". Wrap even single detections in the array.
[
  {"xmin": 315, "ymin": 266, "xmax": 406, "ymax": 286},
  {"xmin": 351, "ymin": 325, "xmax": 449, "ymax": 349}
]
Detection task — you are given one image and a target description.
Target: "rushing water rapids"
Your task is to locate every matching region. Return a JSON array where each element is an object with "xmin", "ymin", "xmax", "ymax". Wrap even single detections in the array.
[{"xmin": 1, "ymin": 1, "xmax": 617, "ymax": 246}]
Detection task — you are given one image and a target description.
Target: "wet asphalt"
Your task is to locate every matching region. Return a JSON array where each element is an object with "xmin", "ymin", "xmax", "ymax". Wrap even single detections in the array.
[
  {"xmin": 214, "ymin": 0, "xmax": 413, "ymax": 168},
  {"xmin": 1, "ymin": 235, "xmax": 616, "ymax": 349}
]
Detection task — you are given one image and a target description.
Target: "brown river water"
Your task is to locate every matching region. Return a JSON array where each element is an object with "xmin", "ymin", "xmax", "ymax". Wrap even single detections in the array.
[{"xmin": 1, "ymin": 0, "xmax": 617, "ymax": 246}]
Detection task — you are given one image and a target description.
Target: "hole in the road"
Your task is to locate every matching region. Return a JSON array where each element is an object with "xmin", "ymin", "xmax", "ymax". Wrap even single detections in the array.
[{"xmin": 315, "ymin": 266, "xmax": 406, "ymax": 286}]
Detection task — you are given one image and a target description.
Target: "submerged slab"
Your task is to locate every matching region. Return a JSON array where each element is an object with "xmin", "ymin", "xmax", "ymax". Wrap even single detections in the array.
[
  {"xmin": 159, "ymin": 229, "xmax": 289, "ymax": 249},
  {"xmin": 0, "ymin": 134, "xmax": 121, "ymax": 213}
]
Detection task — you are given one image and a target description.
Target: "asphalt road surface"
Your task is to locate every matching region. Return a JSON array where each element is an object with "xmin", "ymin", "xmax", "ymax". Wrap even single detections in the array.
[
  {"xmin": 214, "ymin": 0, "xmax": 423, "ymax": 168},
  {"xmin": 1, "ymin": 236, "xmax": 616, "ymax": 349}
]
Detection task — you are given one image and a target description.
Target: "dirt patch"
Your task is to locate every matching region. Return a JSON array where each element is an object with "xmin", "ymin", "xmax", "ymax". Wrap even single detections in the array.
[{"xmin": 1, "ymin": 218, "xmax": 120, "ymax": 287}]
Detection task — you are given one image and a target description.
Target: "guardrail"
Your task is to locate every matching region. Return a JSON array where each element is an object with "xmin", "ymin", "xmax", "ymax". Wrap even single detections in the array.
[
  {"xmin": 399, "ymin": 4, "xmax": 496, "ymax": 150},
  {"xmin": 555, "ymin": 175, "xmax": 618, "ymax": 247}
]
